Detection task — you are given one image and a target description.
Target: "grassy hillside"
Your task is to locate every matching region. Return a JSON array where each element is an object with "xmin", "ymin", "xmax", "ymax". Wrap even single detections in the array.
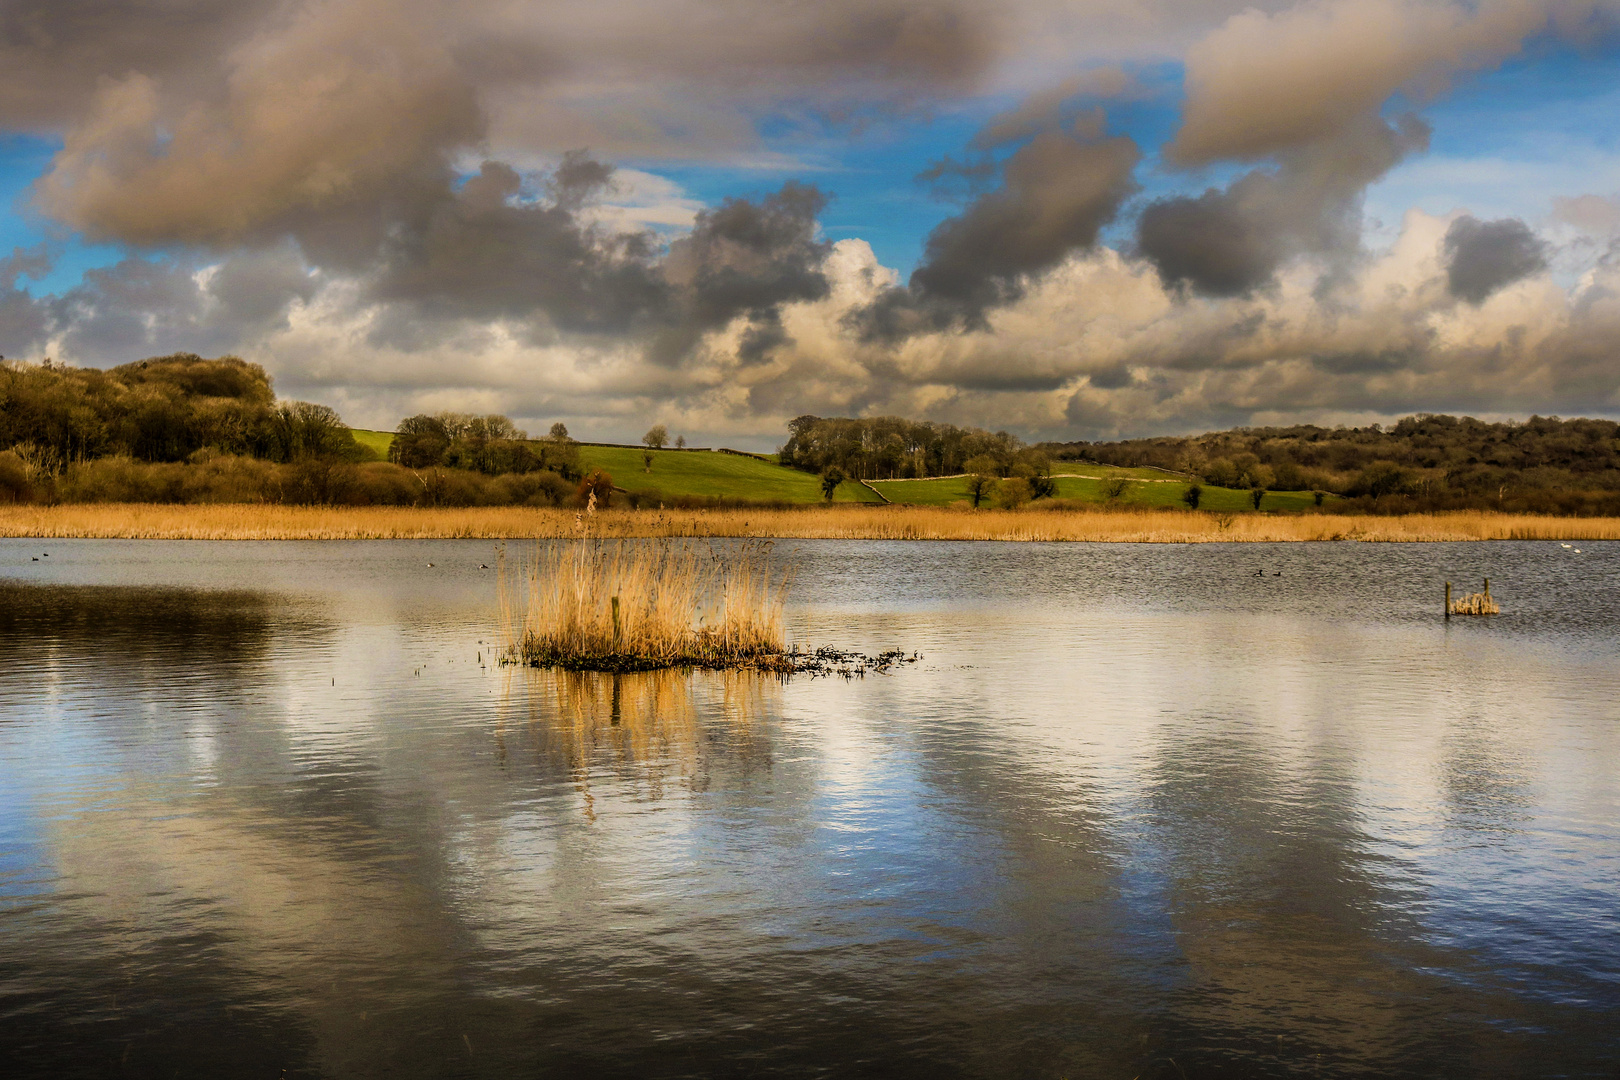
[
  {"xmin": 344, "ymin": 430, "xmax": 866, "ymax": 502},
  {"xmin": 872, "ymin": 465, "xmax": 1323, "ymax": 512},
  {"xmin": 579, "ymin": 445, "xmax": 881, "ymax": 503},
  {"xmin": 351, "ymin": 430, "xmax": 1320, "ymax": 510},
  {"xmin": 1053, "ymin": 465, "xmax": 1184, "ymax": 482},
  {"xmin": 350, "ymin": 429, "xmax": 393, "ymax": 461}
]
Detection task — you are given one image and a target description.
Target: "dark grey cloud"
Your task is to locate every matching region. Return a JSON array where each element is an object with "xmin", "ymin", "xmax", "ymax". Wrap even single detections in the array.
[
  {"xmin": 0, "ymin": 247, "xmax": 51, "ymax": 357},
  {"xmin": 1137, "ymin": 114, "xmax": 1429, "ymax": 295},
  {"xmin": 372, "ymin": 159, "xmax": 664, "ymax": 334},
  {"xmin": 27, "ymin": 245, "xmax": 318, "ymax": 364},
  {"xmin": 207, "ymin": 244, "xmax": 319, "ymax": 326},
  {"xmin": 735, "ymin": 319, "xmax": 791, "ymax": 365},
  {"xmin": 1142, "ymin": 0, "xmax": 1563, "ymax": 300},
  {"xmin": 0, "ymin": 0, "xmax": 282, "ymax": 130},
  {"xmin": 370, "ymin": 155, "xmax": 828, "ymax": 361},
  {"xmin": 855, "ymin": 129, "xmax": 1140, "ymax": 340},
  {"xmin": 1086, "ymin": 363, "xmax": 1134, "ymax": 389},
  {"xmin": 656, "ymin": 181, "xmax": 831, "ymax": 361},
  {"xmin": 1444, "ymin": 215, "xmax": 1549, "ymax": 304},
  {"xmin": 50, "ymin": 258, "xmax": 210, "ymax": 362},
  {"xmin": 1136, "ymin": 180, "xmax": 1283, "ymax": 298}
]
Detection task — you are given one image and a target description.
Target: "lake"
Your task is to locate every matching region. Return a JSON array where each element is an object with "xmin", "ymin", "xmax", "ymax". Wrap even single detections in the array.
[{"xmin": 1, "ymin": 538, "xmax": 1617, "ymax": 1078}]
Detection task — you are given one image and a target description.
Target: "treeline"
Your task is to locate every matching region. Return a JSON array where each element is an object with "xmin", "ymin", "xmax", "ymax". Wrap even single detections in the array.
[
  {"xmin": 0, "ymin": 354, "xmax": 355, "ymax": 466},
  {"xmin": 779, "ymin": 415, "xmax": 1033, "ymax": 479},
  {"xmin": 0, "ymin": 450, "xmax": 605, "ymax": 508},
  {"xmin": 0, "ymin": 356, "xmax": 600, "ymax": 508},
  {"xmin": 1040, "ymin": 413, "xmax": 1620, "ymax": 514},
  {"xmin": 389, "ymin": 413, "xmax": 581, "ymax": 478}
]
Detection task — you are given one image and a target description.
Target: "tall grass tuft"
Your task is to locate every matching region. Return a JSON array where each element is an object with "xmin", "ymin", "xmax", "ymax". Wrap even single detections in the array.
[
  {"xmin": 500, "ymin": 539, "xmax": 788, "ymax": 670},
  {"xmin": 1449, "ymin": 579, "xmax": 1500, "ymax": 615}
]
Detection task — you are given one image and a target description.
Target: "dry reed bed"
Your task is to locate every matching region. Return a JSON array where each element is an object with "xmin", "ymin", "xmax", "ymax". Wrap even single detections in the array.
[
  {"xmin": 499, "ymin": 539, "xmax": 787, "ymax": 670},
  {"xmin": 3, "ymin": 502, "xmax": 1620, "ymax": 542},
  {"xmin": 1450, "ymin": 590, "xmax": 1500, "ymax": 615}
]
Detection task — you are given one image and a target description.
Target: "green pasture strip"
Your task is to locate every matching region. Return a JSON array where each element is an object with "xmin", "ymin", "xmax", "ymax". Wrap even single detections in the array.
[
  {"xmin": 874, "ymin": 472, "xmax": 1322, "ymax": 512},
  {"xmin": 869, "ymin": 477, "xmax": 974, "ymax": 506},
  {"xmin": 342, "ymin": 432, "xmax": 1326, "ymax": 510},
  {"xmin": 578, "ymin": 445, "xmax": 881, "ymax": 503},
  {"xmin": 1050, "ymin": 464, "xmax": 1187, "ymax": 481},
  {"xmin": 350, "ymin": 429, "xmax": 394, "ymax": 462}
]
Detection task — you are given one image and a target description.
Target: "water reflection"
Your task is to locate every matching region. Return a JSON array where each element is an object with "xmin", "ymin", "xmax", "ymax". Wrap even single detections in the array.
[
  {"xmin": 0, "ymin": 580, "xmax": 289, "ymax": 663},
  {"xmin": 1439, "ymin": 715, "xmax": 1536, "ymax": 839},
  {"xmin": 495, "ymin": 668, "xmax": 779, "ymax": 813},
  {"xmin": 1142, "ymin": 726, "xmax": 1445, "ymax": 1070},
  {"xmin": 1, "ymin": 539, "xmax": 1617, "ymax": 1078}
]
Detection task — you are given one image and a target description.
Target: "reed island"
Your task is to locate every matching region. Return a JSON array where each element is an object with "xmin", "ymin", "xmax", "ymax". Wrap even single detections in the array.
[{"xmin": 498, "ymin": 538, "xmax": 916, "ymax": 675}]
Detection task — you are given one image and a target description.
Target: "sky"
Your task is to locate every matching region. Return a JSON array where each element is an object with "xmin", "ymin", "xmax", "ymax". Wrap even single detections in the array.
[{"xmin": 3, "ymin": 0, "xmax": 1620, "ymax": 448}]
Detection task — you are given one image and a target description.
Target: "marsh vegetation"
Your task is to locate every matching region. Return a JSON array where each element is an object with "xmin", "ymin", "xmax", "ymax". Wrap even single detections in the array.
[
  {"xmin": 499, "ymin": 539, "xmax": 790, "ymax": 671},
  {"xmin": 7, "ymin": 502, "xmax": 1620, "ymax": 542}
]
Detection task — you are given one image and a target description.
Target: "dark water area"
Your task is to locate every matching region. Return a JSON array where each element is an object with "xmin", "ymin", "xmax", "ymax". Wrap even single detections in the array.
[{"xmin": 1, "ymin": 538, "xmax": 1617, "ymax": 1078}]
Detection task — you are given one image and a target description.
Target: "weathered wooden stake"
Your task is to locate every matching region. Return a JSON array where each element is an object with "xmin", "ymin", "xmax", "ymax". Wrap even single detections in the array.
[
  {"xmin": 611, "ymin": 595, "xmax": 621, "ymax": 647},
  {"xmin": 1445, "ymin": 581, "xmax": 1451, "ymax": 620}
]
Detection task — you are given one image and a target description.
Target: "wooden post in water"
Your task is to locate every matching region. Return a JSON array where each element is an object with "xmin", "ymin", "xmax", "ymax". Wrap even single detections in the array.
[
  {"xmin": 1445, "ymin": 581, "xmax": 1451, "ymax": 620},
  {"xmin": 611, "ymin": 595, "xmax": 621, "ymax": 648}
]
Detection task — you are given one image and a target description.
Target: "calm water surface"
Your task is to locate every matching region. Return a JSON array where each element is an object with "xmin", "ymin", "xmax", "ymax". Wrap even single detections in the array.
[{"xmin": 1, "ymin": 538, "xmax": 1617, "ymax": 1078}]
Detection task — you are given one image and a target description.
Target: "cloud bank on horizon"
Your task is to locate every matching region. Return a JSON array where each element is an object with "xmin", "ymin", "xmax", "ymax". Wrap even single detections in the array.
[{"xmin": 2, "ymin": 0, "xmax": 1619, "ymax": 443}]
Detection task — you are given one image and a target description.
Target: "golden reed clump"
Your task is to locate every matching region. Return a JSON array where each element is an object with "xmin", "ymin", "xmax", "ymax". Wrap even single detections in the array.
[
  {"xmin": 4, "ymin": 502, "xmax": 1620, "ymax": 542},
  {"xmin": 498, "ymin": 539, "xmax": 788, "ymax": 669}
]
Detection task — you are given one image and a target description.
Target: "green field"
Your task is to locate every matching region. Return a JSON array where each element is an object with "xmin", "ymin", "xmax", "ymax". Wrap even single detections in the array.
[
  {"xmin": 348, "ymin": 429, "xmax": 875, "ymax": 502},
  {"xmin": 1052, "ymin": 465, "xmax": 1186, "ymax": 482},
  {"xmin": 871, "ymin": 467, "xmax": 1323, "ymax": 512},
  {"xmin": 345, "ymin": 431, "xmax": 1317, "ymax": 510},
  {"xmin": 350, "ymin": 429, "xmax": 393, "ymax": 461},
  {"xmin": 578, "ymin": 445, "xmax": 881, "ymax": 503}
]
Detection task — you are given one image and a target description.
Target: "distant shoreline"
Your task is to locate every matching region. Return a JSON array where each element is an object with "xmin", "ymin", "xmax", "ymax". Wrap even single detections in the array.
[{"xmin": 2, "ymin": 504, "xmax": 1617, "ymax": 543}]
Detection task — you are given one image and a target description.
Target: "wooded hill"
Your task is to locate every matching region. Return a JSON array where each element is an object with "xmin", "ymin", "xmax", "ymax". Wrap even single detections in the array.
[
  {"xmin": 778, "ymin": 415, "xmax": 1028, "ymax": 479},
  {"xmin": 1039, "ymin": 414, "xmax": 1620, "ymax": 514},
  {"xmin": 0, "ymin": 353, "xmax": 354, "ymax": 466},
  {"xmin": 0, "ymin": 355, "xmax": 574, "ymax": 507}
]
